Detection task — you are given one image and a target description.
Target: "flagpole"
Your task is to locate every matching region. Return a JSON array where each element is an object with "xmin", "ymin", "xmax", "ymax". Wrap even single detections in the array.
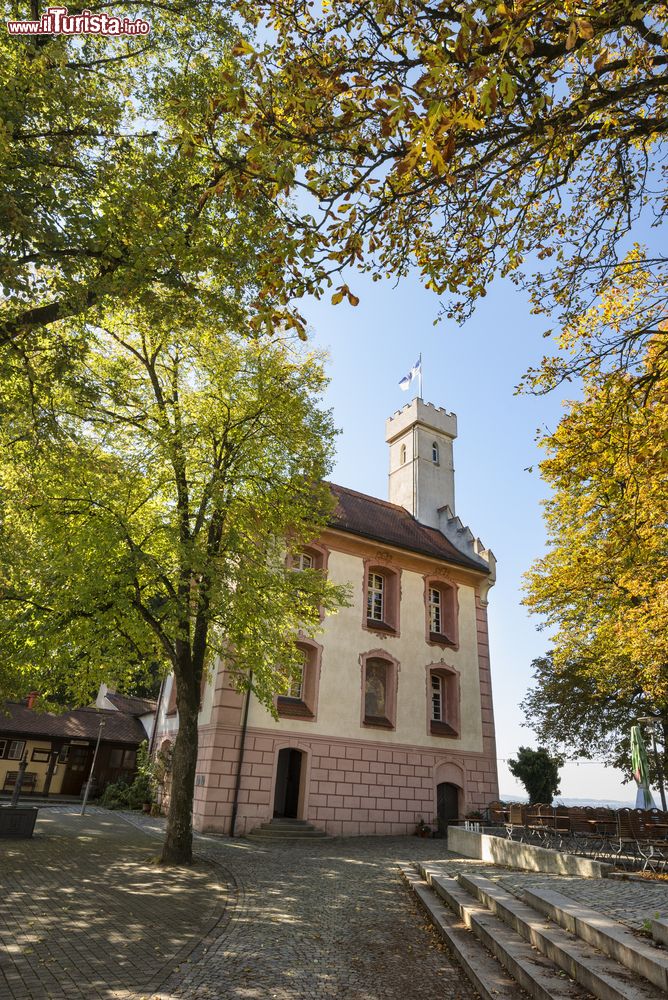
[{"xmin": 418, "ymin": 353, "xmax": 423, "ymax": 400}]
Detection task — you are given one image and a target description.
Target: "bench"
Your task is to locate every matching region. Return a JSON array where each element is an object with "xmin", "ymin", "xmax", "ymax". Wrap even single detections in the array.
[{"xmin": 2, "ymin": 771, "xmax": 38, "ymax": 794}]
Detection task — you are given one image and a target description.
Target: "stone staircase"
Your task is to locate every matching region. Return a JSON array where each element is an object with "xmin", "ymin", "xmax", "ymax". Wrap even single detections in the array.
[
  {"xmin": 401, "ymin": 862, "xmax": 668, "ymax": 1000},
  {"xmin": 246, "ymin": 818, "xmax": 331, "ymax": 841}
]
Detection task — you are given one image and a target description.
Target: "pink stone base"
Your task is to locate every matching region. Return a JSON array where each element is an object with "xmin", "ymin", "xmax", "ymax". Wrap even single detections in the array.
[{"xmin": 192, "ymin": 725, "xmax": 499, "ymax": 837}]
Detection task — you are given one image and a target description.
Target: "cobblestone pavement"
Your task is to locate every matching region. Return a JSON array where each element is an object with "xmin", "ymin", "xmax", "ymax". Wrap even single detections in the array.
[
  {"xmin": 3, "ymin": 810, "xmax": 668, "ymax": 1000},
  {"xmin": 0, "ymin": 809, "xmax": 228, "ymax": 1000}
]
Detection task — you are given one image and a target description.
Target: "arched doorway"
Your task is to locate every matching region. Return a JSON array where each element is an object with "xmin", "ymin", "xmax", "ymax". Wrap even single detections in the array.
[
  {"xmin": 436, "ymin": 781, "xmax": 460, "ymax": 830},
  {"xmin": 273, "ymin": 748, "xmax": 304, "ymax": 818}
]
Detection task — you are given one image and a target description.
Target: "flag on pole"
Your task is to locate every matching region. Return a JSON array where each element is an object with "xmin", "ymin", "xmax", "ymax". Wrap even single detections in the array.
[
  {"xmin": 399, "ymin": 357, "xmax": 422, "ymax": 391},
  {"xmin": 631, "ymin": 724, "xmax": 656, "ymax": 809}
]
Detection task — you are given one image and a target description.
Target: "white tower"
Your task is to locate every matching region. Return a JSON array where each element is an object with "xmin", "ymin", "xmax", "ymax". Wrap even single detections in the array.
[{"xmin": 385, "ymin": 399, "xmax": 457, "ymax": 528}]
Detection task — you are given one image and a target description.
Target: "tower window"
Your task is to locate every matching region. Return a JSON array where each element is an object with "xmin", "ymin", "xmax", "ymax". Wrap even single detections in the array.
[
  {"xmin": 432, "ymin": 441, "xmax": 440, "ymax": 465},
  {"xmin": 400, "ymin": 443, "xmax": 407, "ymax": 465}
]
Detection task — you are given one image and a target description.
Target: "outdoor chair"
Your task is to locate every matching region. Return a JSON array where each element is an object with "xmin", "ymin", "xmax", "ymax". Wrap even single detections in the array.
[
  {"xmin": 506, "ymin": 803, "xmax": 527, "ymax": 841},
  {"xmin": 612, "ymin": 809, "xmax": 667, "ymax": 872},
  {"xmin": 552, "ymin": 806, "xmax": 571, "ymax": 849},
  {"xmin": 487, "ymin": 800, "xmax": 507, "ymax": 826},
  {"xmin": 640, "ymin": 809, "xmax": 668, "ymax": 841},
  {"xmin": 567, "ymin": 807, "xmax": 600, "ymax": 857},
  {"xmin": 530, "ymin": 804, "xmax": 558, "ymax": 846}
]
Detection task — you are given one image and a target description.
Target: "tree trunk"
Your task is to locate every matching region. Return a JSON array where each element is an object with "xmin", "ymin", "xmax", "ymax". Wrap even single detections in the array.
[{"xmin": 160, "ymin": 657, "xmax": 200, "ymax": 865}]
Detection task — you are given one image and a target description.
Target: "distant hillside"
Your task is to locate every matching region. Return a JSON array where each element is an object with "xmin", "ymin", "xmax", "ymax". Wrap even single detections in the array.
[{"xmin": 500, "ymin": 794, "xmax": 636, "ymax": 809}]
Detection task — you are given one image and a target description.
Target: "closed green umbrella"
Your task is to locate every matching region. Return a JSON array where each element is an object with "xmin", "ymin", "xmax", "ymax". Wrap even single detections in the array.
[{"xmin": 631, "ymin": 725, "xmax": 656, "ymax": 809}]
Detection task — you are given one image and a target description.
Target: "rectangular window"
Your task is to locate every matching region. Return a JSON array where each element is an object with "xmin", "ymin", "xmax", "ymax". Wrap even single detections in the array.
[
  {"xmin": 58, "ymin": 746, "xmax": 69, "ymax": 763},
  {"xmin": 431, "ymin": 674, "xmax": 443, "ymax": 722},
  {"xmin": 296, "ymin": 552, "xmax": 313, "ymax": 570},
  {"xmin": 367, "ymin": 572, "xmax": 384, "ymax": 621},
  {"xmin": 0, "ymin": 740, "xmax": 6, "ymax": 759},
  {"xmin": 31, "ymin": 748, "xmax": 51, "ymax": 763},
  {"xmin": 429, "ymin": 587, "xmax": 441, "ymax": 633},
  {"xmin": 109, "ymin": 748, "xmax": 124, "ymax": 768},
  {"xmin": 7, "ymin": 740, "xmax": 26, "ymax": 760}
]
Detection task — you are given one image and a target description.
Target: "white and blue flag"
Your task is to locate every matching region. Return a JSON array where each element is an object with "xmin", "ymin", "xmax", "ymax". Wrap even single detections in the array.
[{"xmin": 399, "ymin": 357, "xmax": 421, "ymax": 391}]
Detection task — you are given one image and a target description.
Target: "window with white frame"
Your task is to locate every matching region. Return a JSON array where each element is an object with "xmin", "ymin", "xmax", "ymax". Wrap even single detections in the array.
[
  {"xmin": 367, "ymin": 572, "xmax": 384, "ymax": 622},
  {"xmin": 431, "ymin": 673, "xmax": 443, "ymax": 722},
  {"xmin": 0, "ymin": 740, "xmax": 6, "ymax": 759},
  {"xmin": 428, "ymin": 666, "xmax": 460, "ymax": 737},
  {"xmin": 6, "ymin": 740, "xmax": 26, "ymax": 760},
  {"xmin": 286, "ymin": 659, "xmax": 304, "ymax": 700},
  {"xmin": 295, "ymin": 551, "xmax": 314, "ymax": 571},
  {"xmin": 425, "ymin": 578, "xmax": 458, "ymax": 647},
  {"xmin": 429, "ymin": 587, "xmax": 441, "ymax": 634},
  {"xmin": 432, "ymin": 441, "xmax": 440, "ymax": 464},
  {"xmin": 277, "ymin": 641, "xmax": 321, "ymax": 719}
]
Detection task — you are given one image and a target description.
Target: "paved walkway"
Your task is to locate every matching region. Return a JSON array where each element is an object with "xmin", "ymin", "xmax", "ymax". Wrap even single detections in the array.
[
  {"xmin": 0, "ymin": 809, "xmax": 228, "ymax": 1000},
  {"xmin": 0, "ymin": 809, "xmax": 478, "ymax": 1000},
  {"xmin": 2, "ymin": 810, "xmax": 668, "ymax": 1000}
]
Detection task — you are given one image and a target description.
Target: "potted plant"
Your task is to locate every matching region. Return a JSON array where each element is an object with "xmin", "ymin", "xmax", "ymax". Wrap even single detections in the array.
[{"xmin": 415, "ymin": 817, "xmax": 432, "ymax": 838}]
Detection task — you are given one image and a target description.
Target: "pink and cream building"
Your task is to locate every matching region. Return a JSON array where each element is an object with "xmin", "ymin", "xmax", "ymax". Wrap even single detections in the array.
[{"xmin": 155, "ymin": 399, "xmax": 499, "ymax": 836}]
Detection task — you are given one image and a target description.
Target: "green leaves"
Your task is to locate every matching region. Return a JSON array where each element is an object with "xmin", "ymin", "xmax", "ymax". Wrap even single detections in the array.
[
  {"xmin": 523, "ymin": 275, "xmax": 668, "ymax": 709},
  {"xmin": 0, "ymin": 303, "xmax": 345, "ymax": 709}
]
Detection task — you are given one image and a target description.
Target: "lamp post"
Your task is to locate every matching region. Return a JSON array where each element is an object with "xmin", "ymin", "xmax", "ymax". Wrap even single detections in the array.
[
  {"xmin": 80, "ymin": 720, "xmax": 105, "ymax": 816},
  {"xmin": 638, "ymin": 716, "xmax": 667, "ymax": 811}
]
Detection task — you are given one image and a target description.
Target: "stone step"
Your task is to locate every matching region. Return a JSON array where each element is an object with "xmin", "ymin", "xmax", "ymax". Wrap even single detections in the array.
[
  {"xmin": 651, "ymin": 918, "xmax": 668, "ymax": 948},
  {"xmin": 258, "ymin": 819, "xmax": 313, "ymax": 829},
  {"xmin": 247, "ymin": 829, "xmax": 330, "ymax": 839},
  {"xmin": 246, "ymin": 819, "xmax": 331, "ymax": 840},
  {"xmin": 454, "ymin": 872, "xmax": 665, "ymax": 1000},
  {"xmin": 521, "ymin": 886, "xmax": 668, "ymax": 993},
  {"xmin": 400, "ymin": 865, "xmax": 584, "ymax": 1000}
]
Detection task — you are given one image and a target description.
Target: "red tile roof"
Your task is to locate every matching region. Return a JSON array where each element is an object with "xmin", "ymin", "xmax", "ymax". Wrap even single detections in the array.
[
  {"xmin": 327, "ymin": 483, "xmax": 489, "ymax": 573},
  {"xmin": 0, "ymin": 702, "xmax": 146, "ymax": 745}
]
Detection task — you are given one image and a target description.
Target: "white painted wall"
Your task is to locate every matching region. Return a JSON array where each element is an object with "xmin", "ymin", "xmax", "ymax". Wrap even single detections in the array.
[{"xmin": 247, "ymin": 548, "xmax": 483, "ymax": 751}]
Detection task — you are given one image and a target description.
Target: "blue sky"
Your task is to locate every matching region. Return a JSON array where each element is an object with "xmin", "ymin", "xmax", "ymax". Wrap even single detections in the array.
[{"xmin": 301, "ymin": 267, "xmax": 638, "ymax": 806}]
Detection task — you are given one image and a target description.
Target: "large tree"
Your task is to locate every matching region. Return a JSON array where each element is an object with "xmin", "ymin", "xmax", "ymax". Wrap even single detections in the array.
[
  {"xmin": 522, "ymin": 654, "xmax": 667, "ymax": 789},
  {"xmin": 522, "ymin": 271, "xmax": 668, "ymax": 778},
  {"xmin": 208, "ymin": 1, "xmax": 668, "ymax": 386},
  {"xmin": 0, "ymin": 1, "xmax": 311, "ymax": 346},
  {"xmin": 0, "ymin": 305, "xmax": 346, "ymax": 863}
]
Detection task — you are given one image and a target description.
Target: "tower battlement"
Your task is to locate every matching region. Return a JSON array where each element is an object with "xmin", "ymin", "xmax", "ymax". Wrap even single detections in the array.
[{"xmin": 386, "ymin": 398, "xmax": 457, "ymax": 444}]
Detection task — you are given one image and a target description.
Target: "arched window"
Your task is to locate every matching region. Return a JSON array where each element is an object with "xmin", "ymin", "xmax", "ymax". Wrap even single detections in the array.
[
  {"xmin": 400, "ymin": 443, "xmax": 407, "ymax": 465},
  {"xmin": 289, "ymin": 543, "xmax": 328, "ymax": 574},
  {"xmin": 432, "ymin": 441, "xmax": 440, "ymax": 465}
]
